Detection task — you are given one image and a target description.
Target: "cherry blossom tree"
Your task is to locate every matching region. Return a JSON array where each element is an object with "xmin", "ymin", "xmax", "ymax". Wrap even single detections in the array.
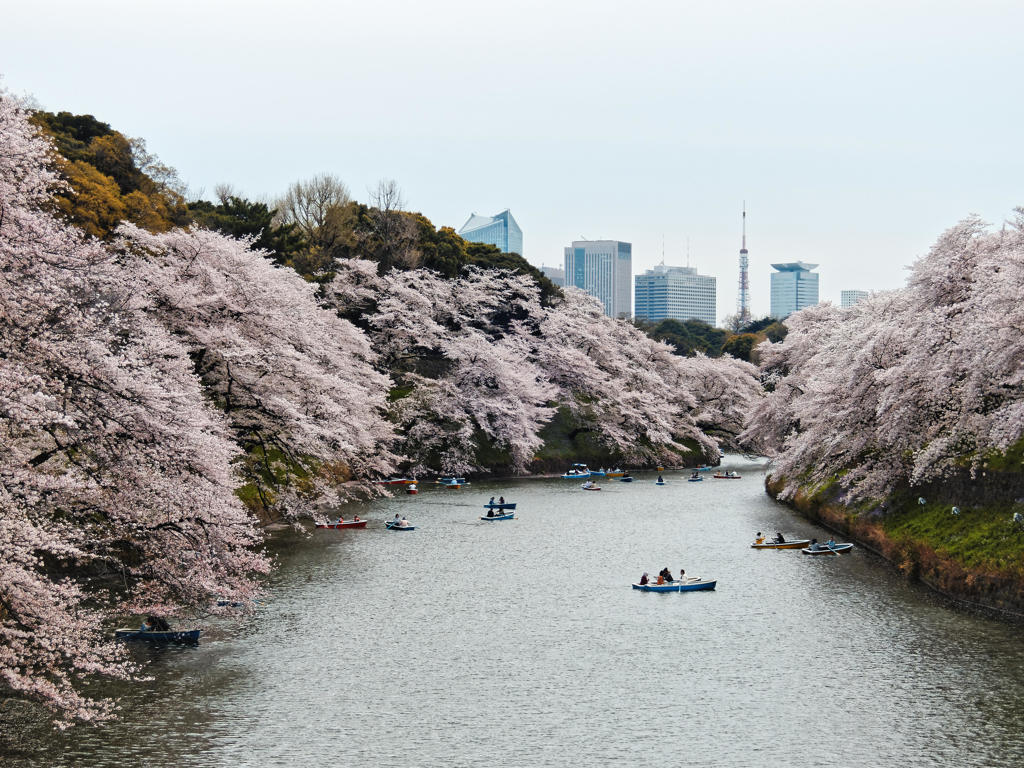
[
  {"xmin": 1, "ymin": 91, "xmax": 269, "ymax": 724},
  {"xmin": 535, "ymin": 289, "xmax": 723, "ymax": 465},
  {"xmin": 743, "ymin": 212, "xmax": 1024, "ymax": 502},
  {"xmin": 365, "ymin": 267, "xmax": 556, "ymax": 474},
  {"xmin": 114, "ymin": 224, "xmax": 399, "ymax": 519}
]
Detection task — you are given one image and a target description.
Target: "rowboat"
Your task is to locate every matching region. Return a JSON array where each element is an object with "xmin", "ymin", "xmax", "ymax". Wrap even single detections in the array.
[
  {"xmin": 694, "ymin": 465, "xmax": 713, "ymax": 472},
  {"xmin": 751, "ymin": 539, "xmax": 810, "ymax": 549},
  {"xmin": 437, "ymin": 477, "xmax": 469, "ymax": 487},
  {"xmin": 581, "ymin": 482, "xmax": 601, "ymax": 491},
  {"xmin": 802, "ymin": 543, "xmax": 853, "ymax": 555},
  {"xmin": 631, "ymin": 582, "xmax": 680, "ymax": 592},
  {"xmin": 619, "ymin": 476, "xmax": 634, "ymax": 482},
  {"xmin": 606, "ymin": 469, "xmax": 625, "ymax": 477},
  {"xmin": 385, "ymin": 521, "xmax": 416, "ymax": 531},
  {"xmin": 687, "ymin": 475, "xmax": 703, "ymax": 482},
  {"xmin": 483, "ymin": 503, "xmax": 517, "ymax": 510},
  {"xmin": 713, "ymin": 472, "xmax": 741, "ymax": 479},
  {"xmin": 655, "ymin": 480, "xmax": 666, "ymax": 486},
  {"xmin": 562, "ymin": 463, "xmax": 591, "ymax": 479},
  {"xmin": 678, "ymin": 578, "xmax": 717, "ymax": 592},
  {"xmin": 632, "ymin": 578, "xmax": 717, "ymax": 593},
  {"xmin": 376, "ymin": 478, "xmax": 417, "ymax": 485},
  {"xmin": 315, "ymin": 519, "xmax": 368, "ymax": 529},
  {"xmin": 114, "ymin": 628, "xmax": 201, "ymax": 644},
  {"xmin": 589, "ymin": 469, "xmax": 607, "ymax": 477},
  {"xmin": 480, "ymin": 512, "xmax": 514, "ymax": 521}
]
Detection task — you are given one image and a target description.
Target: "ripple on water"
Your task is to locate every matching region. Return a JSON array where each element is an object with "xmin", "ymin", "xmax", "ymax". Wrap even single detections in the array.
[{"xmin": 14, "ymin": 456, "xmax": 1024, "ymax": 768}]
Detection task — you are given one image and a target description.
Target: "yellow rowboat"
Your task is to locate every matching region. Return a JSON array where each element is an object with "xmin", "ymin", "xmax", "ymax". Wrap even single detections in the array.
[{"xmin": 750, "ymin": 539, "xmax": 811, "ymax": 550}]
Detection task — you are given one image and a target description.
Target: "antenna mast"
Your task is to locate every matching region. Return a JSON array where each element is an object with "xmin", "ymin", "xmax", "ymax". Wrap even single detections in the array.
[{"xmin": 737, "ymin": 203, "xmax": 751, "ymax": 325}]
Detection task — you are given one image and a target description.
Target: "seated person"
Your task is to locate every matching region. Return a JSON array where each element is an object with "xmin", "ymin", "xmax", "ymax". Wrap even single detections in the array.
[
  {"xmin": 755, "ymin": 531, "xmax": 765, "ymax": 544},
  {"xmin": 773, "ymin": 532, "xmax": 786, "ymax": 543},
  {"xmin": 656, "ymin": 573, "xmax": 665, "ymax": 585},
  {"xmin": 639, "ymin": 572, "xmax": 649, "ymax": 585}
]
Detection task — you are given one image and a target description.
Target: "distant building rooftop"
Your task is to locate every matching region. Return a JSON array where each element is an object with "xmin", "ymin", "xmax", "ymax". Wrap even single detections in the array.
[{"xmin": 771, "ymin": 262, "xmax": 819, "ymax": 272}]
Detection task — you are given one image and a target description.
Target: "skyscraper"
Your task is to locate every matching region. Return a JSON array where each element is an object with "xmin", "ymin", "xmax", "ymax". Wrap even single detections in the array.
[
  {"xmin": 634, "ymin": 265, "xmax": 717, "ymax": 326},
  {"xmin": 841, "ymin": 290, "xmax": 869, "ymax": 308},
  {"xmin": 457, "ymin": 209, "xmax": 523, "ymax": 255},
  {"xmin": 541, "ymin": 265, "xmax": 565, "ymax": 287},
  {"xmin": 770, "ymin": 262, "xmax": 819, "ymax": 319},
  {"xmin": 563, "ymin": 240, "xmax": 632, "ymax": 318}
]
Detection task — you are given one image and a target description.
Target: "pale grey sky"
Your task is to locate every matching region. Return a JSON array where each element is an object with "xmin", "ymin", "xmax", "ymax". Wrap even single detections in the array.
[{"xmin": 4, "ymin": 0, "xmax": 1022, "ymax": 321}]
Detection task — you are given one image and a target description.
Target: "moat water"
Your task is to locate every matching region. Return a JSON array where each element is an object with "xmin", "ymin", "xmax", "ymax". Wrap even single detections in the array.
[{"xmin": 10, "ymin": 455, "xmax": 1024, "ymax": 767}]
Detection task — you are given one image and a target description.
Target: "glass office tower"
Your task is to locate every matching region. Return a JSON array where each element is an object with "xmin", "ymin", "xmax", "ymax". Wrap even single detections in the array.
[
  {"xmin": 457, "ymin": 209, "xmax": 523, "ymax": 255},
  {"xmin": 770, "ymin": 262, "xmax": 819, "ymax": 319}
]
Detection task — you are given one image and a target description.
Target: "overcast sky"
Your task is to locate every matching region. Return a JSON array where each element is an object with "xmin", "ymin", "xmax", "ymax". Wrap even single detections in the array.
[{"xmin": 4, "ymin": 0, "xmax": 1022, "ymax": 321}]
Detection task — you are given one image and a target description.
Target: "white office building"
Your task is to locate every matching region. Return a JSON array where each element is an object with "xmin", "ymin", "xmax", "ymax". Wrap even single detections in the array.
[
  {"xmin": 841, "ymin": 289, "xmax": 869, "ymax": 308},
  {"xmin": 634, "ymin": 265, "xmax": 717, "ymax": 326},
  {"xmin": 564, "ymin": 240, "xmax": 632, "ymax": 318}
]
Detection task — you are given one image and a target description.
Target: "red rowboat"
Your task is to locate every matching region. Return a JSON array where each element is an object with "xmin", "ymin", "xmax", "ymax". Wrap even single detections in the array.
[{"xmin": 315, "ymin": 520, "xmax": 368, "ymax": 529}]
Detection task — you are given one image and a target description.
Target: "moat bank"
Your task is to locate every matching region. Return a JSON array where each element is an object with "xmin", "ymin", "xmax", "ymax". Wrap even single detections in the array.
[{"xmin": 767, "ymin": 475, "xmax": 1024, "ymax": 620}]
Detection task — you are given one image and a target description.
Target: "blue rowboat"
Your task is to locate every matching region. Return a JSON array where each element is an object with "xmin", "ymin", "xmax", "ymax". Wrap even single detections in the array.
[
  {"xmin": 385, "ymin": 521, "xmax": 416, "ymax": 531},
  {"xmin": 589, "ymin": 469, "xmax": 607, "ymax": 477},
  {"xmin": 619, "ymin": 476, "xmax": 634, "ymax": 482},
  {"xmin": 631, "ymin": 578, "xmax": 716, "ymax": 593},
  {"xmin": 678, "ymin": 578, "xmax": 716, "ymax": 591},
  {"xmin": 481, "ymin": 512, "xmax": 514, "ymax": 521},
  {"xmin": 632, "ymin": 582, "xmax": 680, "ymax": 592},
  {"xmin": 655, "ymin": 480, "xmax": 666, "ymax": 486},
  {"xmin": 561, "ymin": 471, "xmax": 590, "ymax": 479},
  {"xmin": 115, "ymin": 628, "xmax": 201, "ymax": 644},
  {"xmin": 687, "ymin": 476, "xmax": 703, "ymax": 482},
  {"xmin": 801, "ymin": 543, "xmax": 853, "ymax": 555},
  {"xmin": 483, "ymin": 503, "xmax": 516, "ymax": 510}
]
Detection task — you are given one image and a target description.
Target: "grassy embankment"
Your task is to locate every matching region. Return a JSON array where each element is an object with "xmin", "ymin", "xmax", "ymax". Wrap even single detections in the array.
[{"xmin": 768, "ymin": 446, "xmax": 1024, "ymax": 618}]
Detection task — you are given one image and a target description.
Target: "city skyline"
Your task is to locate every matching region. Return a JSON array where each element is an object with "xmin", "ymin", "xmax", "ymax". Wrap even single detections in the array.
[{"xmin": 3, "ymin": 1, "xmax": 1021, "ymax": 322}]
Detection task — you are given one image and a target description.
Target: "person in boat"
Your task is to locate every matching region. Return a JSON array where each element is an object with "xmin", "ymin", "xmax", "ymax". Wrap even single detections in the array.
[
  {"xmin": 498, "ymin": 496, "xmax": 505, "ymax": 504},
  {"xmin": 489, "ymin": 496, "xmax": 495, "ymax": 505},
  {"xmin": 656, "ymin": 573, "xmax": 665, "ymax": 585},
  {"xmin": 336, "ymin": 516, "xmax": 344, "ymax": 525},
  {"xmin": 678, "ymin": 568, "xmax": 685, "ymax": 582},
  {"xmin": 657, "ymin": 475, "xmax": 664, "ymax": 483},
  {"xmin": 809, "ymin": 538, "xmax": 819, "ymax": 551},
  {"xmin": 755, "ymin": 532, "xmax": 765, "ymax": 545},
  {"xmin": 399, "ymin": 517, "xmax": 410, "ymax": 527},
  {"xmin": 144, "ymin": 615, "xmax": 170, "ymax": 632},
  {"xmin": 826, "ymin": 537, "xmax": 836, "ymax": 548},
  {"xmin": 639, "ymin": 572, "xmax": 649, "ymax": 585},
  {"xmin": 393, "ymin": 513, "xmax": 401, "ymax": 524},
  {"xmin": 353, "ymin": 515, "xmax": 361, "ymax": 522},
  {"xmin": 487, "ymin": 508, "xmax": 495, "ymax": 517},
  {"xmin": 773, "ymin": 532, "xmax": 785, "ymax": 544}
]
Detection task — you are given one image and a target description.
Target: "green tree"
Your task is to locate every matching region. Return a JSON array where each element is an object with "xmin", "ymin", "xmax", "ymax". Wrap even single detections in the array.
[
  {"xmin": 189, "ymin": 194, "xmax": 305, "ymax": 267},
  {"xmin": 721, "ymin": 333, "xmax": 759, "ymax": 362}
]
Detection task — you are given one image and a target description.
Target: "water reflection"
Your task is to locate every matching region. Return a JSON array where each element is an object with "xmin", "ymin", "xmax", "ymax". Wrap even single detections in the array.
[{"xmin": 10, "ymin": 456, "xmax": 1024, "ymax": 768}]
